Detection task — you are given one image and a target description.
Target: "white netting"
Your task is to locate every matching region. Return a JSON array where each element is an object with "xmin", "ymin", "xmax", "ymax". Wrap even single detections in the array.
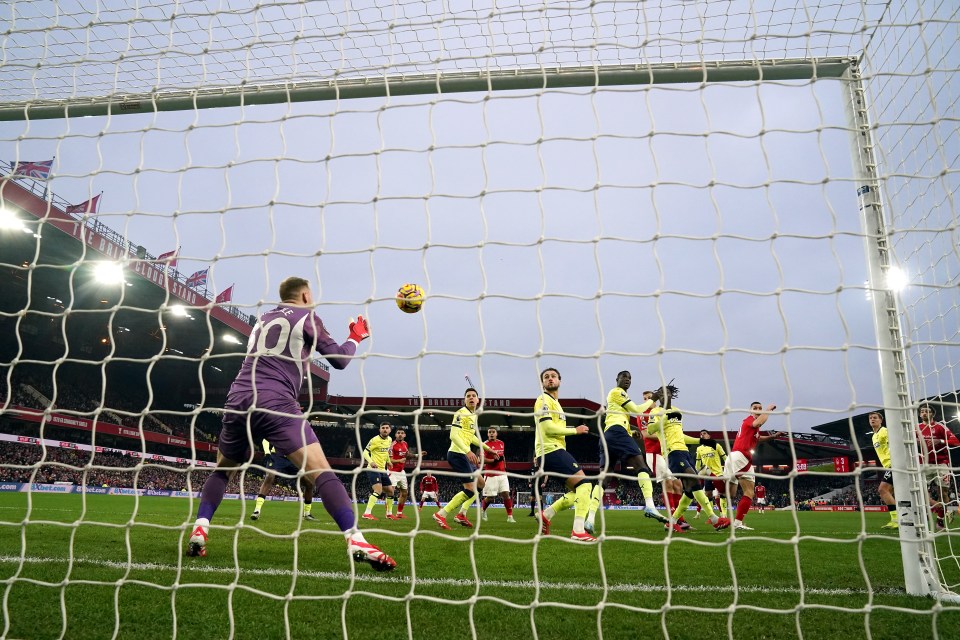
[{"xmin": 1, "ymin": 0, "xmax": 959, "ymax": 638}]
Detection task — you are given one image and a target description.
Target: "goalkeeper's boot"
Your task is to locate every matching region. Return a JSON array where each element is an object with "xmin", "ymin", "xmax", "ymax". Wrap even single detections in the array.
[
  {"xmin": 186, "ymin": 523, "xmax": 208, "ymax": 557},
  {"xmin": 570, "ymin": 531, "xmax": 597, "ymax": 543},
  {"xmin": 712, "ymin": 517, "xmax": 731, "ymax": 531},
  {"xmin": 643, "ymin": 507, "xmax": 670, "ymax": 524},
  {"xmin": 349, "ymin": 539, "xmax": 396, "ymax": 573},
  {"xmin": 454, "ymin": 513, "xmax": 474, "ymax": 528},
  {"xmin": 250, "ymin": 510, "xmax": 261, "ymax": 521},
  {"xmin": 432, "ymin": 512, "xmax": 452, "ymax": 530},
  {"xmin": 539, "ymin": 514, "xmax": 552, "ymax": 536}
]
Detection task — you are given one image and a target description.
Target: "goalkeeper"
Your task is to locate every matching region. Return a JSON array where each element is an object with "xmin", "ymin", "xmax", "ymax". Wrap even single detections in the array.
[{"xmin": 589, "ymin": 371, "xmax": 670, "ymax": 534}]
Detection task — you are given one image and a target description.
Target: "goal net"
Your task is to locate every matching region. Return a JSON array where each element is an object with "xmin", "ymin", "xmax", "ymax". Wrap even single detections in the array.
[{"xmin": 1, "ymin": 0, "xmax": 958, "ymax": 637}]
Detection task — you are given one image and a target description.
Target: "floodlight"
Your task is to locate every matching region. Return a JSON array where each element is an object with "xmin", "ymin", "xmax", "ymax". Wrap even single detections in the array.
[{"xmin": 93, "ymin": 261, "xmax": 125, "ymax": 285}]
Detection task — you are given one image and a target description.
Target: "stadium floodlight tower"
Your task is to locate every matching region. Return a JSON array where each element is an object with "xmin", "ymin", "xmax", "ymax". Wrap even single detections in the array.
[{"xmin": 1, "ymin": 2, "xmax": 958, "ymax": 632}]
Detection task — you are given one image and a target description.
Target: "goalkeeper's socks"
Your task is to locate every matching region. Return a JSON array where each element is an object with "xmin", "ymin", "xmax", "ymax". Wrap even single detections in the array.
[
  {"xmin": 315, "ymin": 471, "xmax": 356, "ymax": 532},
  {"xmin": 197, "ymin": 470, "xmax": 230, "ymax": 521}
]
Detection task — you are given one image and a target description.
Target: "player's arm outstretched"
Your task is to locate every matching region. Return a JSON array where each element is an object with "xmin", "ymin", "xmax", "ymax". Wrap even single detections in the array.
[{"xmin": 310, "ymin": 314, "xmax": 371, "ymax": 370}]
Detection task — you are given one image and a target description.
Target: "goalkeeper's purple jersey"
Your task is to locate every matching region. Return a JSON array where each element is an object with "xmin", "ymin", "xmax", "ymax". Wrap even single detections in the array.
[{"xmin": 228, "ymin": 305, "xmax": 356, "ymax": 402}]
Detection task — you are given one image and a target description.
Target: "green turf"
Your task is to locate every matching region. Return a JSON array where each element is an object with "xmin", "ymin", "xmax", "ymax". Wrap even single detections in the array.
[{"xmin": 0, "ymin": 494, "xmax": 957, "ymax": 639}]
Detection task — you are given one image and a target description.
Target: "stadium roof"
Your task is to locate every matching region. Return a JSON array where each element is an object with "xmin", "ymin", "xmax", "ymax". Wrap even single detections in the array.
[{"xmin": 0, "ymin": 175, "xmax": 330, "ymax": 408}]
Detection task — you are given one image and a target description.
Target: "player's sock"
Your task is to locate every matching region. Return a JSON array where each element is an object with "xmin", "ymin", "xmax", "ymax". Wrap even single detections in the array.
[
  {"xmin": 735, "ymin": 495, "xmax": 752, "ymax": 523},
  {"xmin": 482, "ymin": 498, "xmax": 491, "ymax": 512},
  {"xmin": 197, "ymin": 470, "xmax": 230, "ymax": 521},
  {"xmin": 442, "ymin": 491, "xmax": 469, "ymax": 516},
  {"xmin": 693, "ymin": 489, "xmax": 717, "ymax": 521},
  {"xmin": 586, "ymin": 484, "xmax": 602, "ymax": 525},
  {"xmin": 385, "ymin": 497, "xmax": 394, "ymax": 516},
  {"xmin": 720, "ymin": 497, "xmax": 728, "ymax": 514},
  {"xmin": 314, "ymin": 472, "xmax": 356, "ymax": 534},
  {"xmin": 303, "ymin": 501, "xmax": 312, "ymax": 516},
  {"xmin": 667, "ymin": 491, "xmax": 681, "ymax": 517},
  {"xmin": 672, "ymin": 494, "xmax": 693, "ymax": 521},
  {"xmin": 572, "ymin": 482, "xmax": 591, "ymax": 534},
  {"xmin": 890, "ymin": 508, "xmax": 898, "ymax": 522},
  {"xmin": 364, "ymin": 494, "xmax": 379, "ymax": 515},
  {"xmin": 398, "ymin": 501, "xmax": 405, "ymax": 515},
  {"xmin": 504, "ymin": 496, "xmax": 514, "ymax": 517},
  {"xmin": 459, "ymin": 492, "xmax": 477, "ymax": 515},
  {"xmin": 637, "ymin": 472, "xmax": 656, "ymax": 510},
  {"xmin": 255, "ymin": 494, "xmax": 266, "ymax": 513}
]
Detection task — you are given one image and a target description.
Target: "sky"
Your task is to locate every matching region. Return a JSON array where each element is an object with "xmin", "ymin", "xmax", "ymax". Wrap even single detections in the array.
[{"xmin": 2, "ymin": 0, "xmax": 957, "ymax": 435}]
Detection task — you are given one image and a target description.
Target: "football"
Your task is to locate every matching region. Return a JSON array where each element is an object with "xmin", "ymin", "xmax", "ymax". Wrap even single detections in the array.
[{"xmin": 396, "ymin": 283, "xmax": 425, "ymax": 313}]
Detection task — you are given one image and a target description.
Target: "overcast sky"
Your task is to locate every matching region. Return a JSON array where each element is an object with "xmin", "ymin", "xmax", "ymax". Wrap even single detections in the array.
[{"xmin": 3, "ymin": 0, "xmax": 956, "ymax": 435}]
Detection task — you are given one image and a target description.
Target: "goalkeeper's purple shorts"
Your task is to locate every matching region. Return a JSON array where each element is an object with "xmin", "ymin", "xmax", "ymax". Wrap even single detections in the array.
[{"xmin": 217, "ymin": 393, "xmax": 319, "ymax": 461}]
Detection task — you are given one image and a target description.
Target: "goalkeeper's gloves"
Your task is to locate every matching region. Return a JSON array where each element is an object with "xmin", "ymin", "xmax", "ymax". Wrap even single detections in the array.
[{"xmin": 348, "ymin": 315, "xmax": 370, "ymax": 343}]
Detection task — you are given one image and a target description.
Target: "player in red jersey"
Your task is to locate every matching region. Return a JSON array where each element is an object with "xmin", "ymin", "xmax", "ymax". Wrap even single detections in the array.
[
  {"xmin": 722, "ymin": 401, "xmax": 782, "ymax": 531},
  {"xmin": 386, "ymin": 428, "xmax": 425, "ymax": 520},
  {"xmin": 917, "ymin": 404, "xmax": 959, "ymax": 529},
  {"xmin": 635, "ymin": 391, "xmax": 690, "ymax": 531},
  {"xmin": 418, "ymin": 472, "xmax": 442, "ymax": 511},
  {"xmin": 754, "ymin": 483, "xmax": 767, "ymax": 514},
  {"xmin": 481, "ymin": 428, "xmax": 515, "ymax": 522}
]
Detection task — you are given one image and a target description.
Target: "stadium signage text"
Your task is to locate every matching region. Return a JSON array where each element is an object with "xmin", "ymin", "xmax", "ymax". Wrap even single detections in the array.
[{"xmin": 412, "ymin": 398, "xmax": 512, "ymax": 407}]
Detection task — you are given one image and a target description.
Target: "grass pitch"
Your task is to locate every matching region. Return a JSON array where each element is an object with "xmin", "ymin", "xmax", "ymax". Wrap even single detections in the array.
[{"xmin": 0, "ymin": 493, "xmax": 957, "ymax": 640}]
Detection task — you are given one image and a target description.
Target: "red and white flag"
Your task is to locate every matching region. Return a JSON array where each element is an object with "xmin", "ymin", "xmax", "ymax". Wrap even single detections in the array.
[
  {"xmin": 65, "ymin": 194, "xmax": 102, "ymax": 215},
  {"xmin": 215, "ymin": 285, "xmax": 234, "ymax": 304},
  {"xmin": 156, "ymin": 247, "xmax": 179, "ymax": 268},
  {"xmin": 9, "ymin": 159, "xmax": 53, "ymax": 180}
]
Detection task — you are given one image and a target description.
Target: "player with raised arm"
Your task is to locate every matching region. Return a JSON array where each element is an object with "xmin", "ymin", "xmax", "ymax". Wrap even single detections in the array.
[
  {"xmin": 418, "ymin": 472, "xmax": 442, "ymax": 511},
  {"xmin": 361, "ymin": 422, "xmax": 396, "ymax": 521},
  {"xmin": 648, "ymin": 407, "xmax": 731, "ymax": 532},
  {"xmin": 186, "ymin": 276, "xmax": 395, "ymax": 571},
  {"xmin": 432, "ymin": 388, "xmax": 501, "ymax": 530},
  {"xmin": 722, "ymin": 401, "xmax": 783, "ymax": 532},
  {"xmin": 593, "ymin": 371, "xmax": 669, "ymax": 533},
  {"xmin": 534, "ymin": 368, "xmax": 596, "ymax": 542},
  {"xmin": 637, "ymin": 391, "xmax": 692, "ymax": 531},
  {"xmin": 250, "ymin": 439, "xmax": 317, "ymax": 521},
  {"xmin": 870, "ymin": 411, "xmax": 897, "ymax": 529},
  {"xmin": 695, "ymin": 429, "xmax": 728, "ymax": 517},
  {"xmin": 386, "ymin": 427, "xmax": 422, "ymax": 520},
  {"xmin": 481, "ymin": 428, "xmax": 516, "ymax": 523}
]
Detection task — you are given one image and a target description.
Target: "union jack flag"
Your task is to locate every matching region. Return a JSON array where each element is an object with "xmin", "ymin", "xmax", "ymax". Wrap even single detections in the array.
[
  {"xmin": 10, "ymin": 159, "xmax": 53, "ymax": 180},
  {"xmin": 185, "ymin": 268, "xmax": 208, "ymax": 288}
]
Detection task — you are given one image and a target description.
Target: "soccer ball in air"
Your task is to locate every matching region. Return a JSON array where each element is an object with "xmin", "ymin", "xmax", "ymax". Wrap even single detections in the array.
[{"xmin": 396, "ymin": 283, "xmax": 425, "ymax": 314}]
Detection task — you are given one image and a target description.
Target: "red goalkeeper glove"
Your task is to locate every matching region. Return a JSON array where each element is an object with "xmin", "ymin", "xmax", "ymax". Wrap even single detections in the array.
[{"xmin": 348, "ymin": 315, "xmax": 370, "ymax": 343}]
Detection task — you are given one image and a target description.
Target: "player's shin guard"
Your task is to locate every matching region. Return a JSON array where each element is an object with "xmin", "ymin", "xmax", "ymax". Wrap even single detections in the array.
[
  {"xmin": 543, "ymin": 491, "xmax": 576, "ymax": 520},
  {"xmin": 197, "ymin": 470, "xmax": 230, "ymax": 521},
  {"xmin": 365, "ymin": 493, "xmax": 380, "ymax": 515},
  {"xmin": 672, "ymin": 494, "xmax": 693, "ymax": 521},
  {"xmin": 385, "ymin": 497, "xmax": 394, "ymax": 516},
  {"xmin": 692, "ymin": 489, "xmax": 717, "ymax": 519},
  {"xmin": 572, "ymin": 481, "xmax": 592, "ymax": 534},
  {"xmin": 442, "ymin": 491, "xmax": 469, "ymax": 516},
  {"xmin": 735, "ymin": 496, "xmax": 752, "ymax": 523},
  {"xmin": 504, "ymin": 496, "xmax": 513, "ymax": 516},
  {"xmin": 637, "ymin": 472, "xmax": 655, "ymax": 509},
  {"xmin": 586, "ymin": 484, "xmax": 603, "ymax": 523},
  {"xmin": 459, "ymin": 491, "xmax": 478, "ymax": 514},
  {"xmin": 255, "ymin": 494, "xmax": 266, "ymax": 513},
  {"xmin": 314, "ymin": 471, "xmax": 356, "ymax": 534}
]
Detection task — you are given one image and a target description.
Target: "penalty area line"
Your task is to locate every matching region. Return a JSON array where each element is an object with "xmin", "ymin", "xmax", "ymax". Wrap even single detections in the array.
[{"xmin": 0, "ymin": 554, "xmax": 905, "ymax": 597}]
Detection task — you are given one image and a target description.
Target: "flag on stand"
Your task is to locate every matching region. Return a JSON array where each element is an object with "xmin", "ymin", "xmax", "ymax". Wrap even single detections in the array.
[
  {"xmin": 185, "ymin": 268, "xmax": 208, "ymax": 288},
  {"xmin": 65, "ymin": 194, "xmax": 102, "ymax": 215},
  {"xmin": 215, "ymin": 285, "xmax": 234, "ymax": 304},
  {"xmin": 9, "ymin": 159, "xmax": 54, "ymax": 180},
  {"xmin": 156, "ymin": 247, "xmax": 180, "ymax": 268}
]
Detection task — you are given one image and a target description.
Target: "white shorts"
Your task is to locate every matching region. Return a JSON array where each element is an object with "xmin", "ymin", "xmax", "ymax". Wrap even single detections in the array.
[
  {"xmin": 421, "ymin": 491, "xmax": 439, "ymax": 502},
  {"xmin": 482, "ymin": 474, "xmax": 510, "ymax": 497},
  {"xmin": 723, "ymin": 450, "xmax": 755, "ymax": 482},
  {"xmin": 646, "ymin": 452, "xmax": 673, "ymax": 481},
  {"xmin": 756, "ymin": 498, "xmax": 767, "ymax": 505},
  {"xmin": 388, "ymin": 471, "xmax": 408, "ymax": 490}
]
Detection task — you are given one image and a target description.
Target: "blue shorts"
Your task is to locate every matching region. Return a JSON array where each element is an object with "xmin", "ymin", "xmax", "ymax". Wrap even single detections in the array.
[
  {"xmin": 366, "ymin": 470, "xmax": 392, "ymax": 487},
  {"xmin": 218, "ymin": 392, "xmax": 319, "ymax": 461},
  {"xmin": 598, "ymin": 425, "xmax": 644, "ymax": 469},
  {"xmin": 537, "ymin": 449, "xmax": 581, "ymax": 476},
  {"xmin": 447, "ymin": 451, "xmax": 478, "ymax": 476},
  {"xmin": 264, "ymin": 452, "xmax": 299, "ymax": 477},
  {"xmin": 668, "ymin": 450, "xmax": 696, "ymax": 476}
]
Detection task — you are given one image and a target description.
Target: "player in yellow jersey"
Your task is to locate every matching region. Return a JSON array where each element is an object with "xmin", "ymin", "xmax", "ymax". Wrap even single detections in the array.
[
  {"xmin": 586, "ymin": 371, "xmax": 669, "ymax": 535},
  {"xmin": 433, "ymin": 388, "xmax": 502, "ymax": 530},
  {"xmin": 361, "ymin": 423, "xmax": 396, "ymax": 521},
  {"xmin": 695, "ymin": 429, "xmax": 727, "ymax": 518},
  {"xmin": 869, "ymin": 411, "xmax": 898, "ymax": 529},
  {"xmin": 648, "ymin": 408, "xmax": 731, "ymax": 532},
  {"xmin": 534, "ymin": 368, "xmax": 596, "ymax": 542},
  {"xmin": 250, "ymin": 439, "xmax": 317, "ymax": 521}
]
